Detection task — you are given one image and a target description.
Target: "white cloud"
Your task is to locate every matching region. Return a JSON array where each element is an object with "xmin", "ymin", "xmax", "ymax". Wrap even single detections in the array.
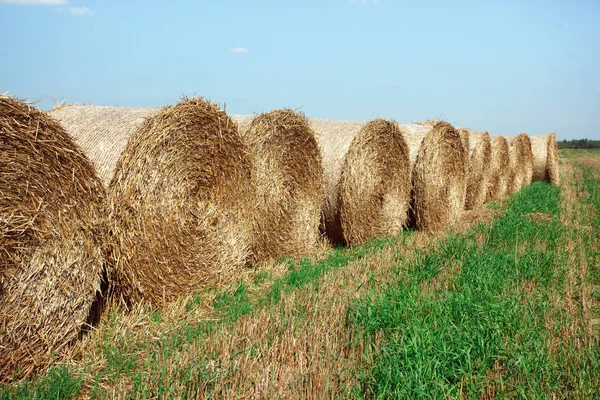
[
  {"xmin": 68, "ymin": 6, "xmax": 91, "ymax": 15},
  {"xmin": 0, "ymin": 0, "xmax": 67, "ymax": 4},
  {"xmin": 0, "ymin": 0, "xmax": 94, "ymax": 15},
  {"xmin": 351, "ymin": 0, "xmax": 380, "ymax": 5},
  {"xmin": 228, "ymin": 47, "xmax": 249, "ymax": 54}
]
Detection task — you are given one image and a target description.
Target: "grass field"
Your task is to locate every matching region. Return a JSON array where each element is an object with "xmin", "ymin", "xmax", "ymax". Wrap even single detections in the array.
[
  {"xmin": 560, "ymin": 148, "xmax": 600, "ymax": 158},
  {"xmin": 2, "ymin": 150, "xmax": 599, "ymax": 399}
]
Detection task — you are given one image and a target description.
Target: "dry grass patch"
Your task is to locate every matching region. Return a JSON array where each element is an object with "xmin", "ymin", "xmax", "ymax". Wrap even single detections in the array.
[{"xmin": 522, "ymin": 212, "xmax": 553, "ymax": 223}]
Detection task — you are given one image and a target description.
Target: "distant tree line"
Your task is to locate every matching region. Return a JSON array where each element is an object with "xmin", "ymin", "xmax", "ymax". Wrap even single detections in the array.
[{"xmin": 558, "ymin": 139, "xmax": 600, "ymax": 149}]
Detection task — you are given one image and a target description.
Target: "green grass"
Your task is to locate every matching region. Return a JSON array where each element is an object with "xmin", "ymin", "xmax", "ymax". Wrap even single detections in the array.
[
  {"xmin": 0, "ymin": 367, "xmax": 81, "ymax": 400},
  {"xmin": 348, "ymin": 180, "xmax": 600, "ymax": 398},
  {"xmin": 580, "ymin": 164, "xmax": 600, "ymax": 315},
  {"xmin": 560, "ymin": 148, "xmax": 600, "ymax": 158}
]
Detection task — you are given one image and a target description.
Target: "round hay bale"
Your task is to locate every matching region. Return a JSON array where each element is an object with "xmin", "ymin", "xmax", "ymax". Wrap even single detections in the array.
[
  {"xmin": 486, "ymin": 135, "xmax": 510, "ymax": 201},
  {"xmin": 105, "ymin": 98, "xmax": 254, "ymax": 306},
  {"xmin": 465, "ymin": 130, "xmax": 492, "ymax": 210},
  {"xmin": 413, "ymin": 119, "xmax": 474, "ymax": 167},
  {"xmin": 530, "ymin": 133, "xmax": 560, "ymax": 185},
  {"xmin": 456, "ymin": 127, "xmax": 471, "ymax": 203},
  {"xmin": 519, "ymin": 133, "xmax": 534, "ymax": 187},
  {"xmin": 403, "ymin": 122, "xmax": 467, "ymax": 232},
  {"xmin": 456, "ymin": 127, "xmax": 471, "ymax": 168},
  {"xmin": 418, "ymin": 121, "xmax": 470, "ymax": 171},
  {"xmin": 0, "ymin": 95, "xmax": 106, "ymax": 381},
  {"xmin": 311, "ymin": 118, "xmax": 411, "ymax": 245},
  {"xmin": 509, "ymin": 133, "xmax": 534, "ymax": 194},
  {"xmin": 506, "ymin": 136, "xmax": 523, "ymax": 195},
  {"xmin": 231, "ymin": 110, "xmax": 324, "ymax": 262},
  {"xmin": 506, "ymin": 134, "xmax": 533, "ymax": 195}
]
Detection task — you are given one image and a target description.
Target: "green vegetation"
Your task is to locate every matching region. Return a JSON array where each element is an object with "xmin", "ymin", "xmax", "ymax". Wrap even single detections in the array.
[
  {"xmin": 0, "ymin": 368, "xmax": 81, "ymax": 400},
  {"xmin": 348, "ymin": 178, "xmax": 600, "ymax": 397},
  {"xmin": 560, "ymin": 148, "xmax": 600, "ymax": 158}
]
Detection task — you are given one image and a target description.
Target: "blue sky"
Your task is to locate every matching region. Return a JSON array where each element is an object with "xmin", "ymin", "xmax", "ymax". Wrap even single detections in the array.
[{"xmin": 1, "ymin": 0, "xmax": 598, "ymax": 140}]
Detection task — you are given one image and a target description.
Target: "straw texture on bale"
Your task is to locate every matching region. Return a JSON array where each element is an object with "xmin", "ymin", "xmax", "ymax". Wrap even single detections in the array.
[
  {"xmin": 418, "ymin": 121, "xmax": 470, "ymax": 174},
  {"xmin": 311, "ymin": 118, "xmax": 411, "ymax": 245},
  {"xmin": 402, "ymin": 124, "xmax": 433, "ymax": 166},
  {"xmin": 107, "ymin": 98, "xmax": 254, "ymax": 306},
  {"xmin": 530, "ymin": 133, "xmax": 560, "ymax": 185},
  {"xmin": 486, "ymin": 135, "xmax": 510, "ymax": 201},
  {"xmin": 506, "ymin": 137, "xmax": 521, "ymax": 195},
  {"xmin": 0, "ymin": 95, "xmax": 106, "ymax": 381},
  {"xmin": 413, "ymin": 119, "xmax": 440, "ymax": 127},
  {"xmin": 456, "ymin": 128, "xmax": 471, "ymax": 170},
  {"xmin": 50, "ymin": 104, "xmax": 160, "ymax": 186},
  {"xmin": 519, "ymin": 133, "xmax": 534, "ymax": 187},
  {"xmin": 465, "ymin": 131, "xmax": 492, "ymax": 210},
  {"xmin": 507, "ymin": 134, "xmax": 534, "ymax": 194},
  {"xmin": 232, "ymin": 110, "xmax": 324, "ymax": 262},
  {"xmin": 403, "ymin": 122, "xmax": 467, "ymax": 232}
]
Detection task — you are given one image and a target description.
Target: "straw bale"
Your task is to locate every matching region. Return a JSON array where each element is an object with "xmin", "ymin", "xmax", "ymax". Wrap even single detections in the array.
[
  {"xmin": 232, "ymin": 110, "xmax": 324, "ymax": 261},
  {"xmin": 311, "ymin": 118, "xmax": 411, "ymax": 245},
  {"xmin": 106, "ymin": 97, "xmax": 254, "ymax": 306},
  {"xmin": 506, "ymin": 134, "xmax": 533, "ymax": 194},
  {"xmin": 519, "ymin": 133, "xmax": 534, "ymax": 187},
  {"xmin": 506, "ymin": 136, "xmax": 522, "ymax": 195},
  {"xmin": 403, "ymin": 122, "xmax": 467, "ymax": 232},
  {"xmin": 530, "ymin": 133, "xmax": 560, "ymax": 185},
  {"xmin": 465, "ymin": 130, "xmax": 492, "ymax": 209},
  {"xmin": 0, "ymin": 95, "xmax": 106, "ymax": 381},
  {"xmin": 417, "ymin": 121, "xmax": 470, "ymax": 173},
  {"xmin": 55, "ymin": 98, "xmax": 254, "ymax": 306},
  {"xmin": 486, "ymin": 135, "xmax": 510, "ymax": 201},
  {"xmin": 456, "ymin": 127, "xmax": 471, "ymax": 168}
]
